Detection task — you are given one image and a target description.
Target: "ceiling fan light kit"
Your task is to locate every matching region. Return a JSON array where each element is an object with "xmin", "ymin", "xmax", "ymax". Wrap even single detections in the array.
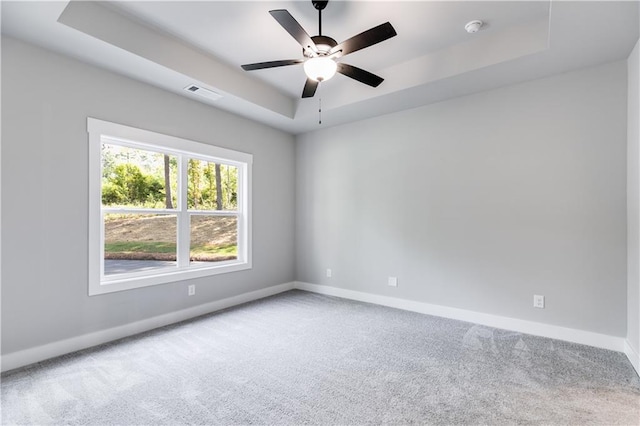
[
  {"xmin": 304, "ymin": 57, "xmax": 337, "ymax": 82},
  {"xmin": 241, "ymin": 0, "xmax": 397, "ymax": 98}
]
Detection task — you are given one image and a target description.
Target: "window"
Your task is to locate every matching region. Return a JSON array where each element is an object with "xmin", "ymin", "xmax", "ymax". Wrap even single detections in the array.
[{"xmin": 88, "ymin": 118, "xmax": 252, "ymax": 295}]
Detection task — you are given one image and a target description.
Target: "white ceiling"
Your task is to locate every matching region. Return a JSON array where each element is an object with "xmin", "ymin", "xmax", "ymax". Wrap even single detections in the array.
[{"xmin": 2, "ymin": 1, "xmax": 639, "ymax": 134}]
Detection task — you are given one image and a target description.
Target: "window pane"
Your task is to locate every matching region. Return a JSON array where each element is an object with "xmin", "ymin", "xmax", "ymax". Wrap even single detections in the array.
[
  {"xmin": 102, "ymin": 144, "xmax": 177, "ymax": 209},
  {"xmin": 190, "ymin": 215, "xmax": 238, "ymax": 264},
  {"xmin": 104, "ymin": 213, "xmax": 177, "ymax": 275},
  {"xmin": 187, "ymin": 159, "xmax": 238, "ymax": 211}
]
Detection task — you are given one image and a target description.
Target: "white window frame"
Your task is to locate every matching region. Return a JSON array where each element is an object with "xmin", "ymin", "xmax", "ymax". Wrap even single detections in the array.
[{"xmin": 88, "ymin": 118, "xmax": 252, "ymax": 296}]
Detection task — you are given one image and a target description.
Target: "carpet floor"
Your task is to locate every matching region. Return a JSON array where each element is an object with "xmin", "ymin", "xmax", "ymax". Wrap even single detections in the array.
[{"xmin": 2, "ymin": 290, "xmax": 639, "ymax": 425}]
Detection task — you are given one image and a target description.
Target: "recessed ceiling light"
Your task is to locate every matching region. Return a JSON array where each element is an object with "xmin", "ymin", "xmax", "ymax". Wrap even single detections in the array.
[{"xmin": 465, "ymin": 20, "xmax": 483, "ymax": 34}]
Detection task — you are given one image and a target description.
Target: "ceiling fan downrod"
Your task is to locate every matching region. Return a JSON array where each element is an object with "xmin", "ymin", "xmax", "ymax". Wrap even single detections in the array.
[{"xmin": 312, "ymin": 0, "xmax": 329, "ymax": 36}]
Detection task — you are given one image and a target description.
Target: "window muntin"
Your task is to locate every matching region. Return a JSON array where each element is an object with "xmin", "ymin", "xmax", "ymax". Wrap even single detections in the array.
[{"xmin": 88, "ymin": 118, "xmax": 252, "ymax": 295}]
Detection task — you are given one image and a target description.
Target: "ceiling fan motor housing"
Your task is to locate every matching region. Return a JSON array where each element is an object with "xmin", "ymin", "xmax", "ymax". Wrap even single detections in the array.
[{"xmin": 304, "ymin": 35, "xmax": 338, "ymax": 57}]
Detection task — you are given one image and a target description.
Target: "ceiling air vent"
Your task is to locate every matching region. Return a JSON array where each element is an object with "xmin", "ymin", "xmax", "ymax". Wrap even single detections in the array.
[{"xmin": 184, "ymin": 84, "xmax": 222, "ymax": 101}]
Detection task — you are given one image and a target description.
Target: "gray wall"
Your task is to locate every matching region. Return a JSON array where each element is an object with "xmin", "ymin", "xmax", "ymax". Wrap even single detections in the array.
[
  {"xmin": 296, "ymin": 60, "xmax": 628, "ymax": 337},
  {"xmin": 629, "ymin": 37, "xmax": 640, "ymax": 354},
  {"xmin": 1, "ymin": 38, "xmax": 296, "ymax": 354},
  {"xmin": 1, "ymin": 33, "xmax": 632, "ymax": 358}
]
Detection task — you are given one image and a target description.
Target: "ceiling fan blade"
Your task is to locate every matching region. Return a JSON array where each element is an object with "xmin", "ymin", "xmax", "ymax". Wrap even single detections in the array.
[
  {"xmin": 269, "ymin": 9, "xmax": 318, "ymax": 54},
  {"xmin": 329, "ymin": 22, "xmax": 397, "ymax": 57},
  {"xmin": 302, "ymin": 78, "xmax": 319, "ymax": 98},
  {"xmin": 241, "ymin": 59, "xmax": 304, "ymax": 71},
  {"xmin": 337, "ymin": 63, "xmax": 384, "ymax": 87}
]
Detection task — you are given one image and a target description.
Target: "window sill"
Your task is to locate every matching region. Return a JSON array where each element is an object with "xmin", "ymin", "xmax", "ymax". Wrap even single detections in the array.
[{"xmin": 88, "ymin": 261, "xmax": 252, "ymax": 296}]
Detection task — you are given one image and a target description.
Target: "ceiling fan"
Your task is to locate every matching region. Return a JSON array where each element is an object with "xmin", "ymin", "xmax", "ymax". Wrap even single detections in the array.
[{"xmin": 241, "ymin": 0, "xmax": 397, "ymax": 98}]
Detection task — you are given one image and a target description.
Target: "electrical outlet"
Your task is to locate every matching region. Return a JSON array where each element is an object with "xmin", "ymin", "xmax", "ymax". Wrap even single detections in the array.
[
  {"xmin": 188, "ymin": 284, "xmax": 196, "ymax": 296},
  {"xmin": 326, "ymin": 269, "xmax": 332, "ymax": 278},
  {"xmin": 388, "ymin": 277, "xmax": 398, "ymax": 287},
  {"xmin": 533, "ymin": 294, "xmax": 544, "ymax": 309}
]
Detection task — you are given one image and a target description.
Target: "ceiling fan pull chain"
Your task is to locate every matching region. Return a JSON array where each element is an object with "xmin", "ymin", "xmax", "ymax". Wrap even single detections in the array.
[{"xmin": 319, "ymin": 97, "xmax": 322, "ymax": 125}]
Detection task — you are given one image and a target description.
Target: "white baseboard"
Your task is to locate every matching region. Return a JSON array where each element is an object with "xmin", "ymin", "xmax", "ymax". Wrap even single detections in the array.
[
  {"xmin": 625, "ymin": 340, "xmax": 640, "ymax": 376},
  {"xmin": 3, "ymin": 282, "xmax": 632, "ymax": 374},
  {"xmin": 1, "ymin": 282, "xmax": 295, "ymax": 373},
  {"xmin": 294, "ymin": 282, "xmax": 626, "ymax": 353}
]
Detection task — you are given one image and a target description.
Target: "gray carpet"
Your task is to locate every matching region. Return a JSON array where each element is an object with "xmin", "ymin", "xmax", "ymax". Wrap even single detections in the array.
[{"xmin": 2, "ymin": 290, "xmax": 639, "ymax": 425}]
